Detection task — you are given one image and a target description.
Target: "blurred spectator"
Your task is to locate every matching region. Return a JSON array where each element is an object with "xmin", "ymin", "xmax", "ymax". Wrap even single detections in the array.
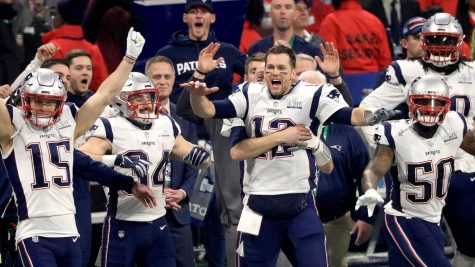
[
  {"xmin": 0, "ymin": 0, "xmax": 20, "ymax": 85},
  {"xmin": 239, "ymin": 0, "xmax": 264, "ymax": 54},
  {"xmin": 417, "ymin": 0, "xmax": 458, "ymax": 16},
  {"xmin": 42, "ymin": 0, "xmax": 109, "ymax": 91},
  {"xmin": 361, "ymin": 0, "xmax": 420, "ymax": 59},
  {"xmin": 295, "ymin": 53, "xmax": 317, "ymax": 76},
  {"xmin": 82, "ymin": 0, "xmax": 132, "ymax": 73},
  {"xmin": 400, "ymin": 16, "xmax": 426, "ymax": 59},
  {"xmin": 307, "ymin": 0, "xmax": 335, "ymax": 35},
  {"xmin": 456, "ymin": 0, "xmax": 475, "ymax": 46},
  {"xmin": 319, "ymin": 0, "xmax": 392, "ymax": 73},
  {"xmin": 248, "ymin": 0, "xmax": 322, "ymax": 59},
  {"xmin": 293, "ymin": 0, "xmax": 325, "ymax": 48}
]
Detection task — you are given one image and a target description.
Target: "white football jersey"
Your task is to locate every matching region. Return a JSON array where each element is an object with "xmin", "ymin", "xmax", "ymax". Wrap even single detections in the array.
[
  {"xmin": 87, "ymin": 115, "xmax": 181, "ymax": 221},
  {"xmin": 375, "ymin": 112, "xmax": 467, "ymax": 223},
  {"xmin": 2, "ymin": 104, "xmax": 78, "ymax": 242},
  {"xmin": 361, "ymin": 59, "xmax": 475, "ymax": 172},
  {"xmin": 227, "ymin": 81, "xmax": 348, "ymax": 195}
]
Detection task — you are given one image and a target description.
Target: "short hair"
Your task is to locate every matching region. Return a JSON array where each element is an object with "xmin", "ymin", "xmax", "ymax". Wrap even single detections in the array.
[
  {"xmin": 266, "ymin": 45, "xmax": 296, "ymax": 68},
  {"xmin": 245, "ymin": 52, "xmax": 266, "ymax": 75},
  {"xmin": 145, "ymin": 56, "xmax": 175, "ymax": 75},
  {"xmin": 41, "ymin": 59, "xmax": 69, "ymax": 69},
  {"xmin": 63, "ymin": 49, "xmax": 92, "ymax": 65},
  {"xmin": 296, "ymin": 53, "xmax": 317, "ymax": 70}
]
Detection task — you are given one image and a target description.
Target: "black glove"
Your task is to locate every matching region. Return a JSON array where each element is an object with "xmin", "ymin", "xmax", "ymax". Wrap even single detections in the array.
[
  {"xmin": 183, "ymin": 147, "xmax": 210, "ymax": 166},
  {"xmin": 364, "ymin": 108, "xmax": 401, "ymax": 126},
  {"xmin": 114, "ymin": 155, "xmax": 149, "ymax": 181}
]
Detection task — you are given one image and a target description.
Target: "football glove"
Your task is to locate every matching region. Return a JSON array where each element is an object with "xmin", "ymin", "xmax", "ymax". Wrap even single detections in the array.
[
  {"xmin": 125, "ymin": 27, "xmax": 145, "ymax": 60},
  {"xmin": 183, "ymin": 146, "xmax": 210, "ymax": 167},
  {"xmin": 355, "ymin": 188, "xmax": 384, "ymax": 217},
  {"xmin": 364, "ymin": 108, "xmax": 401, "ymax": 126},
  {"xmin": 114, "ymin": 155, "xmax": 149, "ymax": 181}
]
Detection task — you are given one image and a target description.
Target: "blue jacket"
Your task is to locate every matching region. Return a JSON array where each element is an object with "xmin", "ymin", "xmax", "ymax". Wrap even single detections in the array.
[
  {"xmin": 157, "ymin": 30, "xmax": 246, "ymax": 103},
  {"xmin": 168, "ymin": 103, "xmax": 198, "ymax": 225},
  {"xmin": 248, "ymin": 34, "xmax": 322, "ymax": 59},
  {"xmin": 315, "ymin": 123, "xmax": 375, "ymax": 224}
]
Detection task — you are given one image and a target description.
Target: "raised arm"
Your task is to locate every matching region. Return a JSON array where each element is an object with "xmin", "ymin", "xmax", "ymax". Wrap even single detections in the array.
[
  {"xmin": 74, "ymin": 28, "xmax": 145, "ymax": 138},
  {"xmin": 0, "ymin": 102, "xmax": 15, "ymax": 151}
]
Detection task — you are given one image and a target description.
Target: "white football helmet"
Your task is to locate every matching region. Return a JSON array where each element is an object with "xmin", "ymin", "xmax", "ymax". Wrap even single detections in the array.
[
  {"xmin": 21, "ymin": 68, "xmax": 67, "ymax": 127},
  {"xmin": 112, "ymin": 72, "xmax": 159, "ymax": 124},
  {"xmin": 421, "ymin": 13, "xmax": 464, "ymax": 67},
  {"xmin": 407, "ymin": 75, "xmax": 451, "ymax": 126}
]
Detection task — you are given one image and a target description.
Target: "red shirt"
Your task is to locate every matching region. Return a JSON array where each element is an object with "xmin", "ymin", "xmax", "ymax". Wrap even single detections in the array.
[
  {"xmin": 319, "ymin": 0, "xmax": 392, "ymax": 74},
  {"xmin": 417, "ymin": 0, "xmax": 457, "ymax": 16},
  {"xmin": 43, "ymin": 25, "xmax": 109, "ymax": 92},
  {"xmin": 240, "ymin": 20, "xmax": 262, "ymax": 54}
]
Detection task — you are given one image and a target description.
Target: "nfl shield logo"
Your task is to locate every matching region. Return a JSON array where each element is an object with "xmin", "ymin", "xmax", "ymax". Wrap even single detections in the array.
[{"xmin": 118, "ymin": 230, "xmax": 125, "ymax": 238}]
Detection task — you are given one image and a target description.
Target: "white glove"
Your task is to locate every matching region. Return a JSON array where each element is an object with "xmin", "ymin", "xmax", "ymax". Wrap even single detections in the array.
[
  {"xmin": 126, "ymin": 27, "xmax": 145, "ymax": 60},
  {"xmin": 355, "ymin": 188, "xmax": 384, "ymax": 217},
  {"xmin": 287, "ymin": 133, "xmax": 321, "ymax": 152}
]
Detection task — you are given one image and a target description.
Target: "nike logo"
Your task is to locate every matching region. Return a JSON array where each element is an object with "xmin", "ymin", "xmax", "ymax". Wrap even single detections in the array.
[
  {"xmin": 159, "ymin": 225, "xmax": 167, "ymax": 230},
  {"xmin": 470, "ymin": 177, "xmax": 475, "ymax": 182},
  {"xmin": 72, "ymin": 237, "xmax": 79, "ymax": 242}
]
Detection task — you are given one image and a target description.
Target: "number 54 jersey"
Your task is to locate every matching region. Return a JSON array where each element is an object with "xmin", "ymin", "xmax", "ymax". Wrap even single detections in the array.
[
  {"xmin": 87, "ymin": 115, "xmax": 181, "ymax": 222},
  {"xmin": 375, "ymin": 111, "xmax": 468, "ymax": 223}
]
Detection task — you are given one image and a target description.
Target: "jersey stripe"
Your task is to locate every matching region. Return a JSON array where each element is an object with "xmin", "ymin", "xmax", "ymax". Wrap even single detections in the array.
[
  {"xmin": 4, "ymin": 153, "xmax": 28, "ymax": 220},
  {"xmin": 383, "ymin": 122, "xmax": 396, "ymax": 149},
  {"xmin": 390, "ymin": 62, "xmax": 406, "ymax": 86},
  {"xmin": 100, "ymin": 118, "xmax": 114, "ymax": 143}
]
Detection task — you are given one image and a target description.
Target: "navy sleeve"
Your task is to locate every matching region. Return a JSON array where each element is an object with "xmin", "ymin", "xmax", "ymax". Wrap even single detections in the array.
[
  {"xmin": 326, "ymin": 107, "xmax": 353, "ymax": 125},
  {"xmin": 229, "ymin": 126, "xmax": 248, "ymax": 148},
  {"xmin": 73, "ymin": 150, "xmax": 134, "ymax": 192},
  {"xmin": 6, "ymin": 104, "xmax": 13, "ymax": 122},
  {"xmin": 334, "ymin": 82, "xmax": 353, "ymax": 107},
  {"xmin": 213, "ymin": 99, "xmax": 238, "ymax": 118}
]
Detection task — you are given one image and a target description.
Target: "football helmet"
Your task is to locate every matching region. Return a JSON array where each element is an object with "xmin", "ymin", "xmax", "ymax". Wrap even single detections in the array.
[
  {"xmin": 407, "ymin": 75, "xmax": 451, "ymax": 126},
  {"xmin": 421, "ymin": 13, "xmax": 464, "ymax": 67},
  {"xmin": 112, "ymin": 72, "xmax": 159, "ymax": 124},
  {"xmin": 21, "ymin": 68, "xmax": 67, "ymax": 127}
]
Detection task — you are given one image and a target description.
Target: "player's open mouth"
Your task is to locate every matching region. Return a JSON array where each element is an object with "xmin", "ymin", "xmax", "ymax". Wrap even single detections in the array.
[
  {"xmin": 271, "ymin": 79, "xmax": 282, "ymax": 86},
  {"xmin": 194, "ymin": 22, "xmax": 203, "ymax": 29},
  {"xmin": 81, "ymin": 79, "xmax": 88, "ymax": 85}
]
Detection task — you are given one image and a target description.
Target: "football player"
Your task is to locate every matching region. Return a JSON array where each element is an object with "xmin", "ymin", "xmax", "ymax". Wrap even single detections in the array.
[
  {"xmin": 79, "ymin": 72, "xmax": 211, "ymax": 267},
  {"xmin": 0, "ymin": 28, "xmax": 151, "ymax": 267},
  {"xmin": 180, "ymin": 43, "xmax": 394, "ymax": 266},
  {"xmin": 359, "ymin": 13, "xmax": 475, "ymax": 266},
  {"xmin": 357, "ymin": 75, "xmax": 475, "ymax": 266}
]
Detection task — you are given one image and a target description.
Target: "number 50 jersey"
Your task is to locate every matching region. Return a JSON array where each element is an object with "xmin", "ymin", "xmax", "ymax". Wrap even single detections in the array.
[
  {"xmin": 375, "ymin": 111, "xmax": 468, "ymax": 223},
  {"xmin": 87, "ymin": 115, "xmax": 180, "ymax": 222}
]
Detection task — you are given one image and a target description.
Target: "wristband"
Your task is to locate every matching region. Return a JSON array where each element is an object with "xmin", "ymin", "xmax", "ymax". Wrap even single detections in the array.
[
  {"xmin": 195, "ymin": 69, "xmax": 207, "ymax": 75},
  {"xmin": 327, "ymin": 73, "xmax": 340, "ymax": 79},
  {"xmin": 101, "ymin": 155, "xmax": 118, "ymax": 167},
  {"xmin": 123, "ymin": 55, "xmax": 136, "ymax": 64}
]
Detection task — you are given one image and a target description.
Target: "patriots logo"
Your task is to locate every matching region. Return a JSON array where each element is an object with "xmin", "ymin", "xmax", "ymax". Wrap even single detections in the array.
[
  {"xmin": 373, "ymin": 133, "xmax": 381, "ymax": 143},
  {"xmin": 326, "ymin": 89, "xmax": 340, "ymax": 102}
]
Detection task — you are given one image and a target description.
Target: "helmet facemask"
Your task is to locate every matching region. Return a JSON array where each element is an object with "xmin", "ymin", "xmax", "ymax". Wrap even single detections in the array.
[
  {"xmin": 119, "ymin": 88, "xmax": 160, "ymax": 124},
  {"xmin": 408, "ymin": 94, "xmax": 451, "ymax": 126},
  {"xmin": 22, "ymin": 93, "xmax": 66, "ymax": 127},
  {"xmin": 422, "ymin": 32, "xmax": 463, "ymax": 67}
]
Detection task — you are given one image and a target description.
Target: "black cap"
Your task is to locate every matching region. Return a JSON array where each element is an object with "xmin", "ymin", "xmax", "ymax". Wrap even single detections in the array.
[
  {"xmin": 185, "ymin": 0, "xmax": 214, "ymax": 13},
  {"xmin": 57, "ymin": 0, "xmax": 88, "ymax": 25}
]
